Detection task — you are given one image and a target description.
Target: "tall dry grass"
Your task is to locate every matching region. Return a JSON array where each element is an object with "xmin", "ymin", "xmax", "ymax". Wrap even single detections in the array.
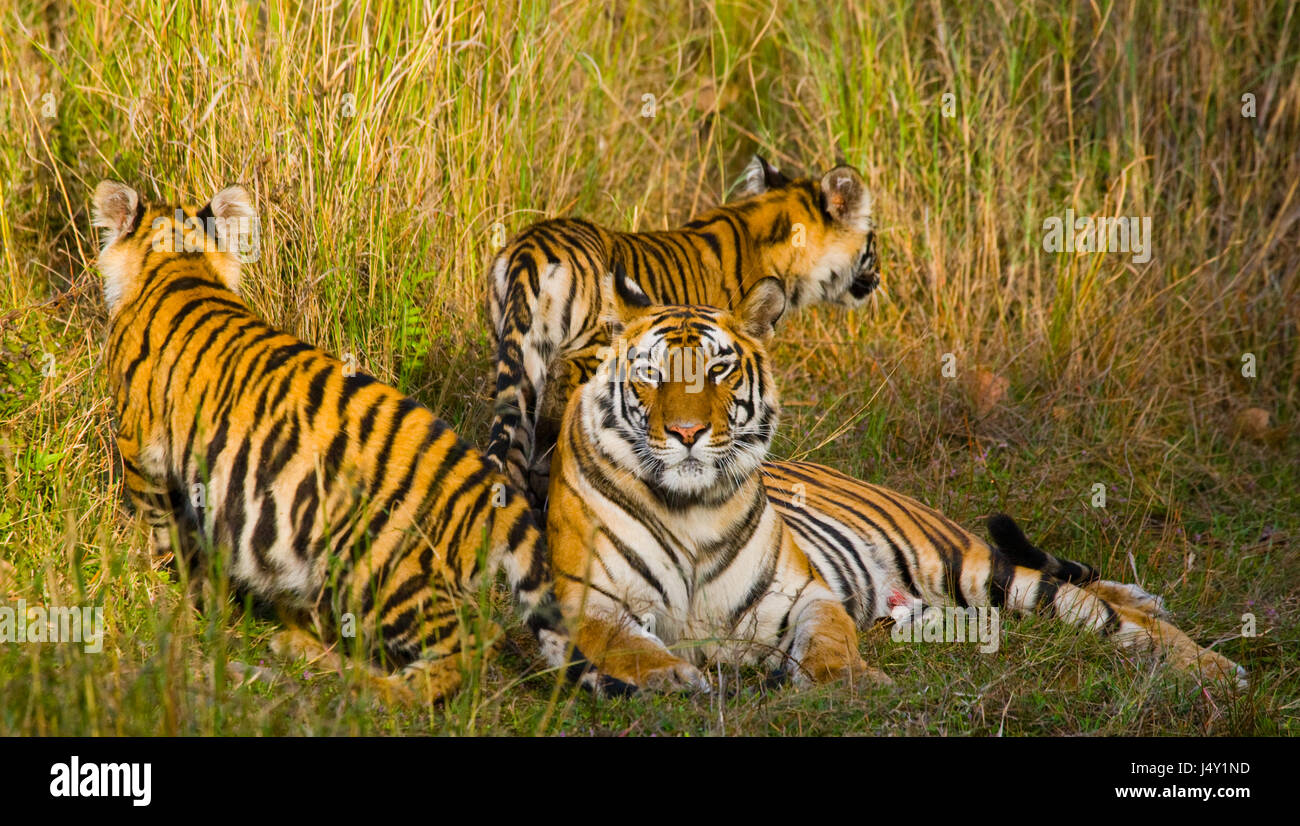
[{"xmin": 0, "ymin": 0, "xmax": 1295, "ymax": 735}]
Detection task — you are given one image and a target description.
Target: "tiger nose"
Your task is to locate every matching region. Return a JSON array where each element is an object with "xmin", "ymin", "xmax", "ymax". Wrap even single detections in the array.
[{"xmin": 667, "ymin": 421, "xmax": 707, "ymax": 446}]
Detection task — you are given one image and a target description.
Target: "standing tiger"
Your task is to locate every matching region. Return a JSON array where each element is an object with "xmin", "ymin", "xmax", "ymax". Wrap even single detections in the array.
[
  {"xmin": 546, "ymin": 265, "xmax": 1248, "ymax": 691},
  {"xmin": 94, "ymin": 180, "xmax": 588, "ymax": 703},
  {"xmin": 487, "ymin": 155, "xmax": 880, "ymax": 506}
]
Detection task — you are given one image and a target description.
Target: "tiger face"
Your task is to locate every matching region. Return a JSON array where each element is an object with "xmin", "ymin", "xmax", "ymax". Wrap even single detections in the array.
[
  {"xmin": 92, "ymin": 181, "xmax": 258, "ymax": 314},
  {"xmin": 586, "ymin": 266, "xmax": 786, "ymax": 505},
  {"xmin": 738, "ymin": 155, "xmax": 880, "ymax": 308}
]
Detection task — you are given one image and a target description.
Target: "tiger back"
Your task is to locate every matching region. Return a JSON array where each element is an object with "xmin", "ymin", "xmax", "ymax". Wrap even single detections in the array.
[
  {"xmin": 94, "ymin": 180, "xmax": 584, "ymax": 702},
  {"xmin": 487, "ymin": 155, "xmax": 880, "ymax": 506}
]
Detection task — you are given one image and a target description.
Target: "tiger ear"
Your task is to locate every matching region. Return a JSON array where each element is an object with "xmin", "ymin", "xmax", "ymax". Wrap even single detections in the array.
[
  {"xmin": 197, "ymin": 185, "xmax": 258, "ymax": 291},
  {"xmin": 199, "ymin": 185, "xmax": 257, "ymax": 247},
  {"xmin": 92, "ymin": 181, "xmax": 141, "ymax": 250},
  {"xmin": 738, "ymin": 154, "xmax": 789, "ymax": 197},
  {"xmin": 820, "ymin": 165, "xmax": 871, "ymax": 229},
  {"xmin": 735, "ymin": 277, "xmax": 786, "ymax": 341},
  {"xmin": 605, "ymin": 259, "xmax": 652, "ymax": 337}
]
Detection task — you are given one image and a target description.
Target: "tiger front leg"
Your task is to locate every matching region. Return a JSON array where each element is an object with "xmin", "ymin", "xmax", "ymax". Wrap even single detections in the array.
[
  {"xmin": 389, "ymin": 618, "xmax": 505, "ymax": 705},
  {"xmin": 269, "ymin": 609, "xmax": 491, "ymax": 706},
  {"xmin": 119, "ymin": 441, "xmax": 205, "ymax": 588},
  {"xmin": 120, "ymin": 459, "xmax": 182, "ymax": 557},
  {"xmin": 379, "ymin": 587, "xmax": 506, "ymax": 706},
  {"xmin": 786, "ymin": 592, "xmax": 891, "ymax": 688},
  {"xmin": 552, "ymin": 565, "xmax": 708, "ymax": 693},
  {"xmin": 567, "ymin": 608, "xmax": 711, "ymax": 694},
  {"xmin": 548, "ymin": 481, "xmax": 709, "ymax": 694}
]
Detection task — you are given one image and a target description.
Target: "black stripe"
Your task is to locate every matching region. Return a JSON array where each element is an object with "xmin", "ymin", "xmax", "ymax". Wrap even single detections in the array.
[{"xmin": 600, "ymin": 527, "xmax": 672, "ymax": 608}]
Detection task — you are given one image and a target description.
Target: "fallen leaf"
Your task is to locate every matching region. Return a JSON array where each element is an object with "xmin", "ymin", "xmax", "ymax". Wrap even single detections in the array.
[
  {"xmin": 1233, "ymin": 407, "xmax": 1272, "ymax": 441},
  {"xmin": 968, "ymin": 368, "xmax": 1009, "ymax": 417}
]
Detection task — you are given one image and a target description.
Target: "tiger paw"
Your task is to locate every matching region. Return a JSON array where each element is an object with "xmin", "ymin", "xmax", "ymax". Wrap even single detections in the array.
[
  {"xmin": 1089, "ymin": 580, "xmax": 1169, "ymax": 617},
  {"xmin": 636, "ymin": 660, "xmax": 711, "ymax": 694},
  {"xmin": 271, "ymin": 627, "xmax": 339, "ymax": 669},
  {"xmin": 370, "ymin": 673, "xmax": 419, "ymax": 706},
  {"xmin": 396, "ymin": 658, "xmax": 466, "ymax": 705},
  {"xmin": 796, "ymin": 653, "xmax": 892, "ymax": 688},
  {"xmin": 1193, "ymin": 652, "xmax": 1249, "ymax": 691},
  {"xmin": 855, "ymin": 665, "xmax": 894, "ymax": 687}
]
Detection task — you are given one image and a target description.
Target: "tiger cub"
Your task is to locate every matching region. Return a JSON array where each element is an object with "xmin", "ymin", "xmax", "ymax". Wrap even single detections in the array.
[
  {"xmin": 546, "ymin": 265, "xmax": 1247, "ymax": 691},
  {"xmin": 94, "ymin": 181, "xmax": 585, "ymax": 702},
  {"xmin": 487, "ymin": 155, "xmax": 879, "ymax": 506}
]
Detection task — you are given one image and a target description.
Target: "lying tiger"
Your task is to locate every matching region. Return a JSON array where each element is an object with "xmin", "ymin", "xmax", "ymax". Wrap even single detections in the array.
[
  {"xmin": 487, "ymin": 155, "xmax": 879, "ymax": 507},
  {"xmin": 93, "ymin": 181, "xmax": 590, "ymax": 703},
  {"xmin": 547, "ymin": 264, "xmax": 1248, "ymax": 691}
]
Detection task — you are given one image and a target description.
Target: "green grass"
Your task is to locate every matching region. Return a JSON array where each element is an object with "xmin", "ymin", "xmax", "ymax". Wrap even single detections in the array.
[{"xmin": 1, "ymin": 0, "xmax": 1297, "ymax": 735}]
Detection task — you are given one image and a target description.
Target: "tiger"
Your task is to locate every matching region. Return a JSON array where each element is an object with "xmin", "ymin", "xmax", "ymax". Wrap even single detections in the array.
[
  {"xmin": 545, "ymin": 264, "xmax": 1248, "ymax": 692},
  {"xmin": 486, "ymin": 155, "xmax": 880, "ymax": 507},
  {"xmin": 93, "ymin": 180, "xmax": 591, "ymax": 703}
]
